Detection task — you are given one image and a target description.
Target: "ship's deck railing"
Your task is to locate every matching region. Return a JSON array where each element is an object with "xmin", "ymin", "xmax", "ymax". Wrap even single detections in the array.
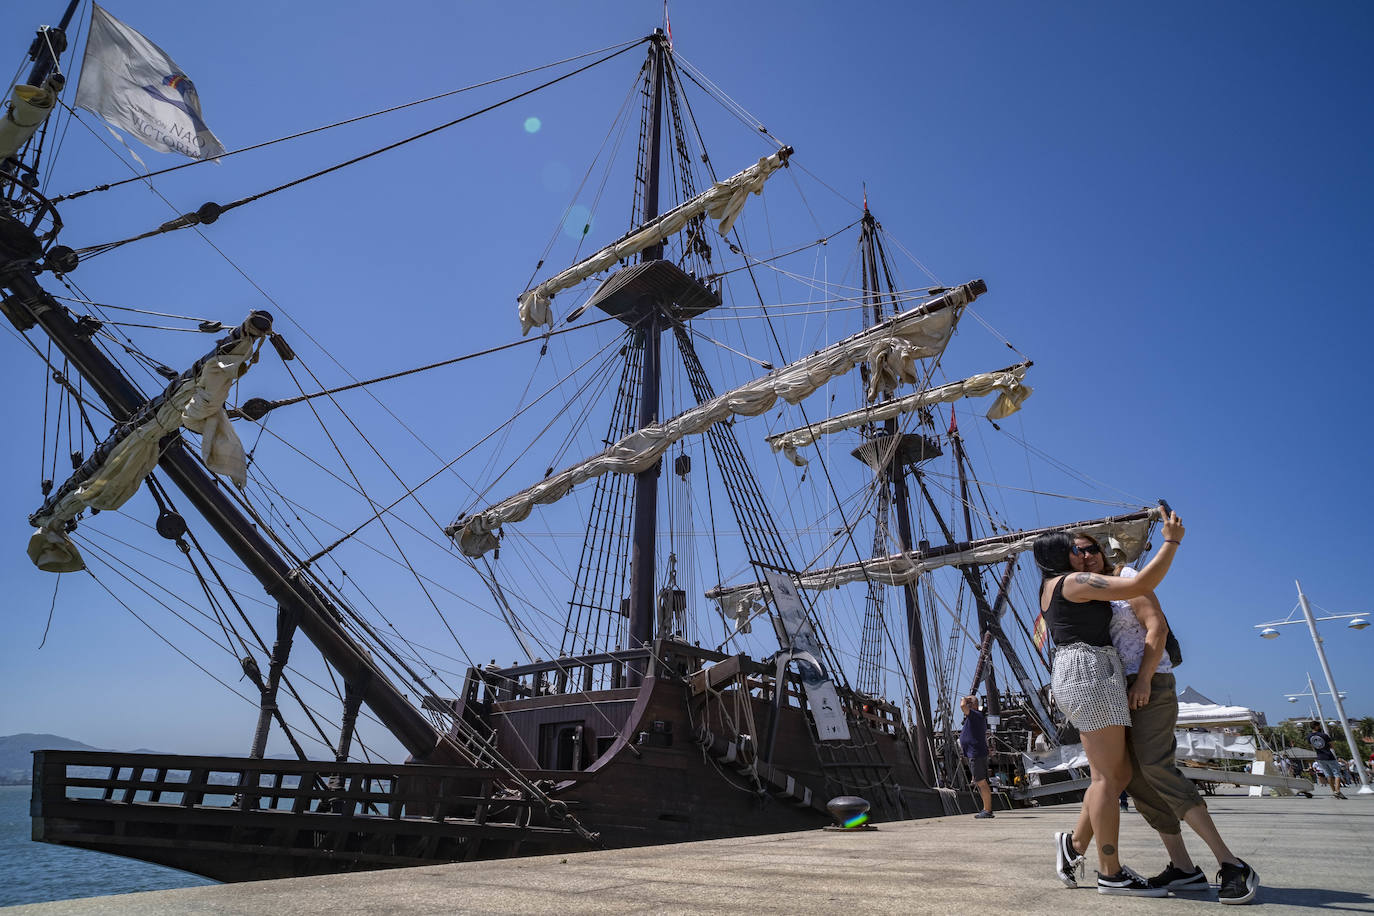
[
  {"xmin": 460, "ymin": 639, "xmax": 731, "ymax": 703},
  {"xmin": 447, "ymin": 639, "xmax": 907, "ymax": 736},
  {"xmin": 32, "ymin": 749, "xmax": 581, "ymax": 821},
  {"xmin": 30, "ymin": 750, "xmax": 595, "ymax": 873}
]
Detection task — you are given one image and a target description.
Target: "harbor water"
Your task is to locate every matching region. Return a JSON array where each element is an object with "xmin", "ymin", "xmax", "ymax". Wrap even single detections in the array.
[{"xmin": 0, "ymin": 785, "xmax": 212, "ymax": 907}]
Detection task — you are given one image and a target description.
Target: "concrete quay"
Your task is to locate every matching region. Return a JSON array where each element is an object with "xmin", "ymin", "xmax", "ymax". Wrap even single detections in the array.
[{"xmin": 6, "ymin": 791, "xmax": 1372, "ymax": 915}]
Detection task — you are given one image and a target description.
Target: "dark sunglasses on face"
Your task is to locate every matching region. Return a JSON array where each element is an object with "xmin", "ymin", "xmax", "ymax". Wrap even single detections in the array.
[{"xmin": 1071, "ymin": 544, "xmax": 1101, "ymax": 556}]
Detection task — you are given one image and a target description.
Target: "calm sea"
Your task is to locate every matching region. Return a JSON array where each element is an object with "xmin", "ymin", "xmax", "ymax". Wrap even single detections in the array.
[{"xmin": 0, "ymin": 784, "xmax": 214, "ymax": 907}]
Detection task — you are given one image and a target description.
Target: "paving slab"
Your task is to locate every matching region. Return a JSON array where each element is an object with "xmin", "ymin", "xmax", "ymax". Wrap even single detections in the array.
[{"xmin": 5, "ymin": 791, "xmax": 1371, "ymax": 915}]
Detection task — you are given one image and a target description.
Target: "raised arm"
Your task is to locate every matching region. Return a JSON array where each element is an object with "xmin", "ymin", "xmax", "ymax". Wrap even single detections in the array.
[{"xmin": 1062, "ymin": 510, "xmax": 1184, "ymax": 602}]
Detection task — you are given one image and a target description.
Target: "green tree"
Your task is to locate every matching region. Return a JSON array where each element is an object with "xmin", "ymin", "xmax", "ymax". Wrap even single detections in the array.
[{"xmin": 1356, "ymin": 716, "xmax": 1374, "ymax": 742}]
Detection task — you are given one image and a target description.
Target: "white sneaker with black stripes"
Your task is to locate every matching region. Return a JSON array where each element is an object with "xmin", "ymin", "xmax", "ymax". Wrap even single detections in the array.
[
  {"xmin": 1097, "ymin": 865, "xmax": 1168, "ymax": 897},
  {"xmin": 1054, "ymin": 831, "xmax": 1084, "ymax": 888}
]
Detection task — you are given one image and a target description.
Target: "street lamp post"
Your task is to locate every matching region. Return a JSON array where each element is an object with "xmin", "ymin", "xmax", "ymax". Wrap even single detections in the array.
[
  {"xmin": 1255, "ymin": 580, "xmax": 1372, "ymax": 795},
  {"xmin": 1284, "ymin": 672, "xmax": 1346, "ymax": 726}
]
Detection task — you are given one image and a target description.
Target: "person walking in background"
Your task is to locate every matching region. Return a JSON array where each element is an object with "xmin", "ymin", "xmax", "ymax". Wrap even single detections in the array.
[
  {"xmin": 960, "ymin": 694, "xmax": 995, "ymax": 819},
  {"xmin": 1307, "ymin": 722, "xmax": 1346, "ymax": 799},
  {"xmin": 1055, "ymin": 531, "xmax": 1258, "ymax": 905},
  {"xmin": 1034, "ymin": 509, "xmax": 1184, "ymax": 898}
]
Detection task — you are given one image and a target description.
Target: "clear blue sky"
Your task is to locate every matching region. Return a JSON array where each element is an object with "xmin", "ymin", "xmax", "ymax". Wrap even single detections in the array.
[{"xmin": 1, "ymin": 0, "xmax": 1371, "ymax": 759}]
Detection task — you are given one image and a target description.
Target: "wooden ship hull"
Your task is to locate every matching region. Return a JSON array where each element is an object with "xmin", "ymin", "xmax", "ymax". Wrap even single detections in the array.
[{"xmin": 33, "ymin": 642, "xmax": 961, "ymax": 882}]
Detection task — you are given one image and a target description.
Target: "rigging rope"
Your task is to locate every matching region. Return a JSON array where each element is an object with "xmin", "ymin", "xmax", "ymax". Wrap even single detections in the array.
[
  {"xmin": 37, "ymin": 574, "xmax": 60, "ymax": 650},
  {"xmin": 49, "ymin": 37, "xmax": 647, "ymax": 203},
  {"xmin": 83, "ymin": 525, "xmax": 377, "ymax": 760},
  {"xmin": 240, "ymin": 315, "xmax": 616, "ymax": 419},
  {"xmin": 72, "ymin": 41, "xmax": 647, "ymax": 260},
  {"xmin": 77, "ymin": 546, "xmax": 258, "ymax": 705}
]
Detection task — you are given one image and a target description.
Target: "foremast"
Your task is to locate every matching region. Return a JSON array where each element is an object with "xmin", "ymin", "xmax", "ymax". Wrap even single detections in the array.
[
  {"xmin": 0, "ymin": 275, "xmax": 459, "ymax": 764},
  {"xmin": 0, "ymin": 8, "xmax": 451, "ymax": 767}
]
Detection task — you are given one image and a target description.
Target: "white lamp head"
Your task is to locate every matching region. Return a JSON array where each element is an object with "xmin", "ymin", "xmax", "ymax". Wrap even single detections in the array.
[
  {"xmin": 1260, "ymin": 627, "xmax": 1281, "ymax": 639},
  {"xmin": 1348, "ymin": 617, "xmax": 1370, "ymax": 631}
]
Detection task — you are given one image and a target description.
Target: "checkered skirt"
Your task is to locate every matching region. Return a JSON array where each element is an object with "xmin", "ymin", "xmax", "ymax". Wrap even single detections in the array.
[{"xmin": 1051, "ymin": 642, "xmax": 1131, "ymax": 732}]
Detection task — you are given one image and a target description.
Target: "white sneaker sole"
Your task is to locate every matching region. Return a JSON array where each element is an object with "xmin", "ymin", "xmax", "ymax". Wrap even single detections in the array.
[{"xmin": 1098, "ymin": 886, "xmax": 1169, "ymax": 897}]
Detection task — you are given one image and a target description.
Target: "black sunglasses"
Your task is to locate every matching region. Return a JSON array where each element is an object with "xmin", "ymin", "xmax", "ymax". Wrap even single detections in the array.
[{"xmin": 1071, "ymin": 544, "xmax": 1102, "ymax": 556}]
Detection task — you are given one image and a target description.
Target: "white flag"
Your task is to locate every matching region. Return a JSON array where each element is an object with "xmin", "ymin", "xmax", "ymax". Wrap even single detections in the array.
[{"xmin": 74, "ymin": 4, "xmax": 225, "ymax": 160}]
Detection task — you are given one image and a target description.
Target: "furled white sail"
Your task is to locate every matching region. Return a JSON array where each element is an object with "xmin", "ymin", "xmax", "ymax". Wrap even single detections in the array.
[
  {"xmin": 0, "ymin": 80, "xmax": 60, "ymax": 160},
  {"xmin": 705, "ymin": 510, "xmax": 1158, "ymax": 603},
  {"xmin": 766, "ymin": 362, "xmax": 1033, "ymax": 466},
  {"xmin": 27, "ymin": 326, "xmax": 267, "ymax": 573},
  {"xmin": 517, "ymin": 148, "xmax": 792, "ymax": 334},
  {"xmin": 452, "ymin": 282, "xmax": 984, "ymax": 557}
]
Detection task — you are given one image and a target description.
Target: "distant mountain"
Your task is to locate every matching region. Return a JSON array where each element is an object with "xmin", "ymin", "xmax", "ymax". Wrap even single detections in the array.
[{"xmin": 0, "ymin": 733, "xmax": 102, "ymax": 784}]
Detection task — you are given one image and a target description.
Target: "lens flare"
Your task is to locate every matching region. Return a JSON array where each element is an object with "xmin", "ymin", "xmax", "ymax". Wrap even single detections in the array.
[
  {"xmin": 563, "ymin": 204, "xmax": 592, "ymax": 240},
  {"xmin": 524, "ymin": 116, "xmax": 542, "ymax": 134},
  {"xmin": 841, "ymin": 812, "xmax": 869, "ymax": 828}
]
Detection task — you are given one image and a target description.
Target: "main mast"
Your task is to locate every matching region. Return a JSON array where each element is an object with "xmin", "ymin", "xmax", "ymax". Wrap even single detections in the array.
[
  {"xmin": 855, "ymin": 206, "xmax": 937, "ymax": 784},
  {"xmin": 625, "ymin": 29, "xmax": 668, "ymax": 681}
]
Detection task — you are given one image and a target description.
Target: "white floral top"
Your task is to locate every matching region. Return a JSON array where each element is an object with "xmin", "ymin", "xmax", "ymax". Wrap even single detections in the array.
[{"xmin": 1108, "ymin": 566, "xmax": 1172, "ymax": 677}]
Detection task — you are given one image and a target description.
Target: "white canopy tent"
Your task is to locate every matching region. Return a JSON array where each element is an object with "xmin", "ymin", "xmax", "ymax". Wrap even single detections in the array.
[{"xmin": 1177, "ymin": 701, "xmax": 1261, "ymax": 730}]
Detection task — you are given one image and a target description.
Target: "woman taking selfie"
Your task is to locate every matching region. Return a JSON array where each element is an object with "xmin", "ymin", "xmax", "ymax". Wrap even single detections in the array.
[
  {"xmin": 1032, "ymin": 509, "xmax": 1183, "ymax": 896},
  {"xmin": 1057, "ymin": 531, "xmax": 1258, "ymax": 904}
]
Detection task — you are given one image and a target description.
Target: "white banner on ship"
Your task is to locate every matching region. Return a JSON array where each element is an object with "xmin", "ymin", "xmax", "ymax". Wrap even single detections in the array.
[{"xmin": 764, "ymin": 569, "xmax": 850, "ymax": 741}]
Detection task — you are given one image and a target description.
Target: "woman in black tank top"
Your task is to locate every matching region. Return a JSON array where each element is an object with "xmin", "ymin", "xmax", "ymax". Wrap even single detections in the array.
[{"xmin": 1033, "ymin": 511, "xmax": 1185, "ymax": 895}]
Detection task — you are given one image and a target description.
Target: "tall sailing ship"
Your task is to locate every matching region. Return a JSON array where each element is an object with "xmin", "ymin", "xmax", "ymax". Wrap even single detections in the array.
[{"xmin": 2, "ymin": 3, "xmax": 1163, "ymax": 881}]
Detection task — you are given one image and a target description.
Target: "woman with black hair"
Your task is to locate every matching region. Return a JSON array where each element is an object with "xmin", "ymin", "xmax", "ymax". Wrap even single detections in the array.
[
  {"xmin": 1034, "ymin": 510, "xmax": 1183, "ymax": 896},
  {"xmin": 1056, "ymin": 531, "xmax": 1259, "ymax": 904}
]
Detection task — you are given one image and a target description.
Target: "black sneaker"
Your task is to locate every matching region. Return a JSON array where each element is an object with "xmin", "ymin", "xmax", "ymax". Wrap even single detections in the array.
[
  {"xmin": 1098, "ymin": 866, "xmax": 1168, "ymax": 897},
  {"xmin": 1217, "ymin": 859, "xmax": 1259, "ymax": 905},
  {"xmin": 973, "ymin": 810, "xmax": 995, "ymax": 819},
  {"xmin": 1149, "ymin": 862, "xmax": 1209, "ymax": 891},
  {"xmin": 1054, "ymin": 830, "xmax": 1083, "ymax": 888}
]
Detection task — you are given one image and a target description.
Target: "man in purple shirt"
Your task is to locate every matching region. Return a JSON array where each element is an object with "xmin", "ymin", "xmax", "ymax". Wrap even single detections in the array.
[{"xmin": 960, "ymin": 694, "xmax": 994, "ymax": 818}]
